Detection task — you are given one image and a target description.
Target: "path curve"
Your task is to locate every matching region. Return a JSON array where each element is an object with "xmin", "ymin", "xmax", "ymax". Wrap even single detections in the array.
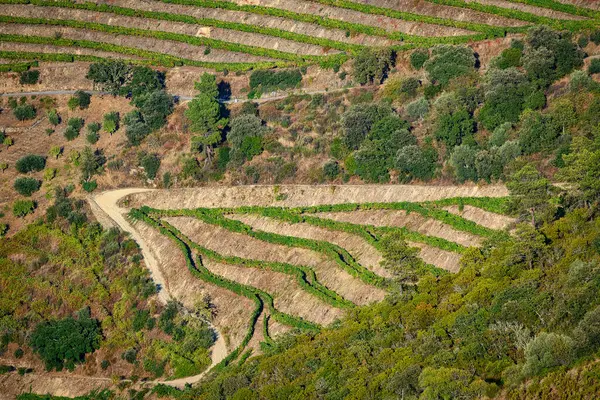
[{"xmin": 89, "ymin": 188, "xmax": 228, "ymax": 388}]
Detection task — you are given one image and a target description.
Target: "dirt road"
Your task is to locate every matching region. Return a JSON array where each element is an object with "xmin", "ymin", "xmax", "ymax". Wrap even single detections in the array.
[{"xmin": 90, "ymin": 188, "xmax": 228, "ymax": 388}]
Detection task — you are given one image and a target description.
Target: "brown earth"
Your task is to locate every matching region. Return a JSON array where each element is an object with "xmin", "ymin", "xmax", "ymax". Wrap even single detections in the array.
[
  {"xmin": 465, "ymin": 0, "xmax": 587, "ymax": 20},
  {"xmin": 0, "ymin": 4, "xmax": 333, "ymax": 56},
  {"xmin": 346, "ymin": 0, "xmax": 529, "ymax": 27},
  {"xmin": 125, "ymin": 184, "xmax": 509, "ymax": 209},
  {"xmin": 0, "ymin": 23, "xmax": 276, "ymax": 63},
  {"xmin": 164, "ymin": 215, "xmax": 386, "ymax": 306},
  {"xmin": 443, "ymin": 204, "xmax": 515, "ymax": 230},
  {"xmin": 309, "ymin": 209, "xmax": 483, "ymax": 247},
  {"xmin": 235, "ymin": 0, "xmax": 476, "ymax": 36},
  {"xmin": 229, "ymin": 213, "xmax": 391, "ymax": 278},
  {"xmin": 87, "ymin": 0, "xmax": 397, "ymax": 47}
]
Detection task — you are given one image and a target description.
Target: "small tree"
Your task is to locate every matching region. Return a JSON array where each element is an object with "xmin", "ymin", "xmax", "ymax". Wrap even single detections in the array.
[
  {"xmin": 64, "ymin": 118, "xmax": 85, "ymax": 141},
  {"xmin": 410, "ymin": 48, "xmax": 429, "ymax": 70},
  {"xmin": 49, "ymin": 146, "xmax": 63, "ymax": 160},
  {"xmin": 507, "ymin": 164, "xmax": 552, "ymax": 226},
  {"xmin": 449, "ymin": 145, "xmax": 478, "ymax": 183},
  {"xmin": 13, "ymin": 200, "xmax": 36, "ymax": 218},
  {"xmin": 13, "ymin": 104, "xmax": 36, "ymax": 121},
  {"xmin": 16, "ymin": 154, "xmax": 46, "ymax": 173},
  {"xmin": 19, "ymin": 70, "xmax": 40, "ymax": 85},
  {"xmin": 185, "ymin": 73, "xmax": 228, "ymax": 161},
  {"xmin": 139, "ymin": 153, "xmax": 161, "ymax": 180},
  {"xmin": 47, "ymin": 109, "xmax": 60, "ymax": 126},
  {"xmin": 424, "ymin": 45, "xmax": 475, "ymax": 86},
  {"xmin": 523, "ymin": 333, "xmax": 574, "ymax": 377},
  {"xmin": 14, "ymin": 177, "xmax": 41, "ymax": 196},
  {"xmin": 103, "ymin": 111, "xmax": 120, "ymax": 135}
]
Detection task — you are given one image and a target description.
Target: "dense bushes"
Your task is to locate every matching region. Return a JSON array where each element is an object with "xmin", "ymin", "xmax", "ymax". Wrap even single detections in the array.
[
  {"xmin": 424, "ymin": 45, "xmax": 476, "ymax": 86},
  {"xmin": 14, "ymin": 177, "xmax": 41, "ymax": 196},
  {"xmin": 64, "ymin": 118, "xmax": 84, "ymax": 141},
  {"xmin": 227, "ymin": 114, "xmax": 267, "ymax": 164},
  {"xmin": 353, "ymin": 47, "xmax": 395, "ymax": 85},
  {"xmin": 19, "ymin": 69, "xmax": 39, "ymax": 85},
  {"xmin": 13, "ymin": 103, "xmax": 36, "ymax": 120},
  {"xmin": 249, "ymin": 69, "xmax": 302, "ymax": 94},
  {"xmin": 29, "ymin": 310, "xmax": 101, "ymax": 371},
  {"xmin": 15, "ymin": 154, "xmax": 45, "ymax": 173},
  {"xmin": 12, "ymin": 199, "xmax": 35, "ymax": 217}
]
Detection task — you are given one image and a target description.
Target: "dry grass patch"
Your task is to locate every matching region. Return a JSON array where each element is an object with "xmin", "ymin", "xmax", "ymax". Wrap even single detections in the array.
[{"xmin": 408, "ymin": 242, "xmax": 462, "ymax": 273}]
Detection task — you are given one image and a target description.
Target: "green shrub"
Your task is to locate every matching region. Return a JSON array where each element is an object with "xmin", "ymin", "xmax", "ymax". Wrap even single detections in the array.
[
  {"xmin": 70, "ymin": 90, "xmax": 91, "ymax": 110},
  {"xmin": 86, "ymin": 132, "xmax": 99, "ymax": 144},
  {"xmin": 589, "ymin": 59, "xmax": 600, "ymax": 74},
  {"xmin": 140, "ymin": 153, "xmax": 161, "ymax": 180},
  {"xmin": 47, "ymin": 109, "xmax": 60, "ymax": 125},
  {"xmin": 12, "ymin": 200, "xmax": 36, "ymax": 217},
  {"xmin": 410, "ymin": 48, "xmax": 429, "ymax": 70},
  {"xmin": 29, "ymin": 313, "xmax": 101, "ymax": 372},
  {"xmin": 14, "ymin": 177, "xmax": 41, "ymax": 196},
  {"xmin": 323, "ymin": 160, "xmax": 340, "ymax": 180},
  {"xmin": 19, "ymin": 70, "xmax": 39, "ymax": 85},
  {"xmin": 64, "ymin": 118, "xmax": 84, "ymax": 141},
  {"xmin": 590, "ymin": 29, "xmax": 600, "ymax": 45},
  {"xmin": 13, "ymin": 104, "xmax": 36, "ymax": 120},
  {"xmin": 249, "ymin": 69, "xmax": 302, "ymax": 93},
  {"xmin": 15, "ymin": 154, "xmax": 46, "ymax": 173},
  {"xmin": 103, "ymin": 111, "xmax": 120, "ymax": 134},
  {"xmin": 82, "ymin": 180, "xmax": 97, "ymax": 193}
]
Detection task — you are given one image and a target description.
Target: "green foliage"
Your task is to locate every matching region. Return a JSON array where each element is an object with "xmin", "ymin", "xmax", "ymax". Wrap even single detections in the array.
[
  {"xmin": 588, "ymin": 58, "xmax": 600, "ymax": 75},
  {"xmin": 30, "ymin": 312, "xmax": 101, "ymax": 371},
  {"xmin": 79, "ymin": 146, "xmax": 104, "ymax": 182},
  {"xmin": 395, "ymin": 145, "xmax": 438, "ymax": 182},
  {"xmin": 507, "ymin": 164, "xmax": 553, "ymax": 226},
  {"xmin": 47, "ymin": 109, "xmax": 60, "ymax": 126},
  {"xmin": 19, "ymin": 69, "xmax": 39, "ymax": 85},
  {"xmin": 523, "ymin": 333, "xmax": 575, "ymax": 377},
  {"xmin": 435, "ymin": 108, "xmax": 475, "ymax": 147},
  {"xmin": 323, "ymin": 160, "xmax": 340, "ymax": 180},
  {"xmin": 102, "ymin": 111, "xmax": 119, "ymax": 134},
  {"xmin": 249, "ymin": 69, "xmax": 302, "ymax": 94},
  {"xmin": 479, "ymin": 67, "xmax": 530, "ymax": 130},
  {"xmin": 14, "ymin": 177, "xmax": 41, "ymax": 196},
  {"xmin": 410, "ymin": 48, "xmax": 429, "ymax": 70},
  {"xmin": 353, "ymin": 47, "xmax": 395, "ymax": 85},
  {"xmin": 140, "ymin": 153, "xmax": 161, "ymax": 180},
  {"xmin": 493, "ymin": 47, "xmax": 522, "ymax": 69},
  {"xmin": 227, "ymin": 114, "xmax": 267, "ymax": 164},
  {"xmin": 405, "ymin": 97, "xmax": 429, "ymax": 121},
  {"xmin": 12, "ymin": 199, "xmax": 35, "ymax": 217},
  {"xmin": 13, "ymin": 103, "xmax": 36, "ymax": 120},
  {"xmin": 71, "ymin": 90, "xmax": 91, "ymax": 110},
  {"xmin": 518, "ymin": 110, "xmax": 561, "ymax": 155},
  {"xmin": 424, "ymin": 45, "xmax": 475, "ymax": 86},
  {"xmin": 186, "ymin": 73, "xmax": 227, "ymax": 159},
  {"xmin": 341, "ymin": 103, "xmax": 391, "ymax": 150},
  {"xmin": 449, "ymin": 145, "xmax": 478, "ymax": 182},
  {"xmin": 15, "ymin": 154, "xmax": 45, "ymax": 173},
  {"xmin": 64, "ymin": 117, "xmax": 84, "ymax": 141}
]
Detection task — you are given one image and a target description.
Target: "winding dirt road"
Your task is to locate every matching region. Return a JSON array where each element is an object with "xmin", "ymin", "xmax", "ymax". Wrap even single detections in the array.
[{"xmin": 89, "ymin": 188, "xmax": 228, "ymax": 388}]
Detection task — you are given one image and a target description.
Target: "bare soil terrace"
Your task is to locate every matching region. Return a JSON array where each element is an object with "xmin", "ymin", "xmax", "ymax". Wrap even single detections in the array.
[
  {"xmin": 165, "ymin": 215, "xmax": 386, "ymax": 305},
  {"xmin": 346, "ymin": 0, "xmax": 530, "ymax": 26},
  {"xmin": 0, "ymin": 23, "xmax": 276, "ymax": 63},
  {"xmin": 1, "ymin": 4, "xmax": 334, "ymax": 56},
  {"xmin": 235, "ymin": 0, "xmax": 477, "ymax": 36},
  {"xmin": 465, "ymin": 0, "xmax": 587, "ymax": 20},
  {"xmin": 88, "ymin": 0, "xmax": 397, "ymax": 47},
  {"xmin": 125, "ymin": 184, "xmax": 509, "ymax": 209}
]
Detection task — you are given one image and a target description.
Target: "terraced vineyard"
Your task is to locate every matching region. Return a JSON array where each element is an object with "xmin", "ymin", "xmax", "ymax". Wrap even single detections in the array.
[
  {"xmin": 1, "ymin": 0, "xmax": 599, "ymax": 71},
  {"xmin": 91, "ymin": 185, "xmax": 514, "ymax": 368}
]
